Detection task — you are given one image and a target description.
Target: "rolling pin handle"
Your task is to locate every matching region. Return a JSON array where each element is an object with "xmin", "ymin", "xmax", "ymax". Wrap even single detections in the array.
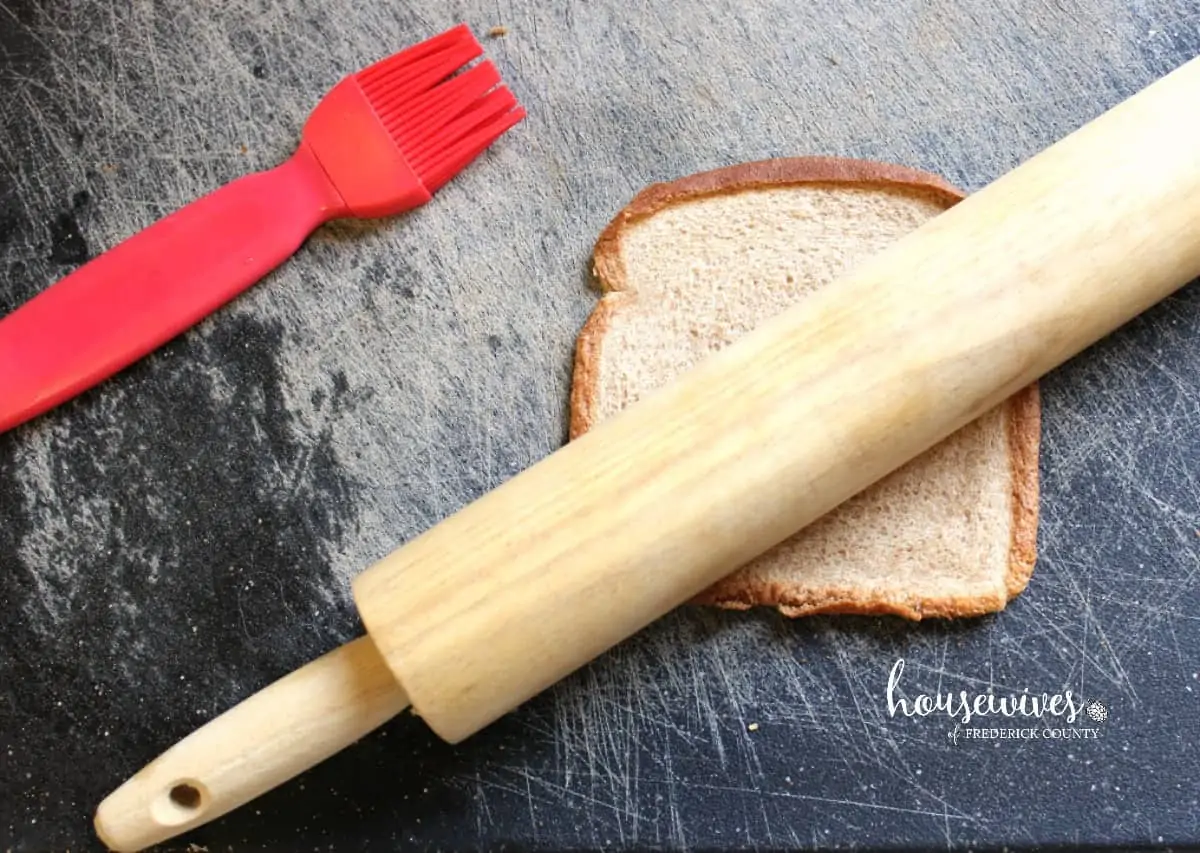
[{"xmin": 93, "ymin": 636, "xmax": 409, "ymax": 852}]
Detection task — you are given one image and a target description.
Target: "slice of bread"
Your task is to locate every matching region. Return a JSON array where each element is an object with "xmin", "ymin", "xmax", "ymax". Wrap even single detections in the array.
[{"xmin": 570, "ymin": 157, "xmax": 1039, "ymax": 620}]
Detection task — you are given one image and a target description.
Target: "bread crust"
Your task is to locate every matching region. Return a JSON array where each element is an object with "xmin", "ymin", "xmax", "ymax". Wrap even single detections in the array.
[{"xmin": 571, "ymin": 156, "xmax": 1041, "ymax": 620}]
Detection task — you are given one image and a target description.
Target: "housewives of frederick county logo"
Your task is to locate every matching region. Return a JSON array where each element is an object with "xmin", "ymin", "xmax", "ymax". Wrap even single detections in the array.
[{"xmin": 885, "ymin": 658, "xmax": 1108, "ymax": 744}]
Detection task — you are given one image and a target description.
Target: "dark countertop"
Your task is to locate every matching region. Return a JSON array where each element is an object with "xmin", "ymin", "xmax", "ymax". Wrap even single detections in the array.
[{"xmin": 2, "ymin": 1, "xmax": 1198, "ymax": 850}]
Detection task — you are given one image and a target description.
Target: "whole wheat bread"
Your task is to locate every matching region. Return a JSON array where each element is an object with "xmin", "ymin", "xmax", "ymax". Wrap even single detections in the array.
[{"xmin": 570, "ymin": 157, "xmax": 1040, "ymax": 620}]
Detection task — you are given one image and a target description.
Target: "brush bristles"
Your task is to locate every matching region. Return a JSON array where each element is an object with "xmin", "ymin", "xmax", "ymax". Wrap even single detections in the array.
[
  {"xmin": 356, "ymin": 24, "xmax": 524, "ymax": 193},
  {"xmin": 416, "ymin": 97, "xmax": 525, "ymax": 193}
]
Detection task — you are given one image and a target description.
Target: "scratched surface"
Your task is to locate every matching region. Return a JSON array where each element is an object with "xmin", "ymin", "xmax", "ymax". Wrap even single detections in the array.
[{"xmin": 1, "ymin": 1, "xmax": 1199, "ymax": 850}]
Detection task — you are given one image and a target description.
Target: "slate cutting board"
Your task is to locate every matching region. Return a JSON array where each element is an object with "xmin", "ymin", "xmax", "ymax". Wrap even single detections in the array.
[{"xmin": 2, "ymin": 1, "xmax": 1198, "ymax": 850}]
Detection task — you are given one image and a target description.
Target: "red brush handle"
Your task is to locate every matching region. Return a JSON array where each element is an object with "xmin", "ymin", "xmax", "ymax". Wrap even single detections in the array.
[{"xmin": 0, "ymin": 142, "xmax": 347, "ymax": 432}]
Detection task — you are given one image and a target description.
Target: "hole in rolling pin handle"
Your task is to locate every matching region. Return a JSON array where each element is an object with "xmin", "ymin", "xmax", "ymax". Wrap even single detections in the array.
[
  {"xmin": 151, "ymin": 780, "xmax": 208, "ymax": 826},
  {"xmin": 170, "ymin": 784, "xmax": 202, "ymax": 809}
]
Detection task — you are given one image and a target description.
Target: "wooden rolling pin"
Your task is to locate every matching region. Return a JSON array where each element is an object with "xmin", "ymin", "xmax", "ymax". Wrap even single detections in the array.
[{"xmin": 95, "ymin": 56, "xmax": 1200, "ymax": 852}]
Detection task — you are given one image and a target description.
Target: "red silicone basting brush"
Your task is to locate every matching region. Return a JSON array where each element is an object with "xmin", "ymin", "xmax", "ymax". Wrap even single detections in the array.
[{"xmin": 0, "ymin": 24, "xmax": 523, "ymax": 433}]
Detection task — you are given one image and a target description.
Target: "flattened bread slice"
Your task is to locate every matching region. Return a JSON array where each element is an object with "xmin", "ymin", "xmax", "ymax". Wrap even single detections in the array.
[{"xmin": 570, "ymin": 157, "xmax": 1039, "ymax": 620}]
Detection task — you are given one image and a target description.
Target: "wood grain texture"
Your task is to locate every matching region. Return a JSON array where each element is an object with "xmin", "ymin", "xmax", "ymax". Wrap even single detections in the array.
[
  {"xmin": 354, "ymin": 55, "xmax": 1200, "ymax": 743},
  {"xmin": 1, "ymin": 1, "xmax": 1199, "ymax": 851}
]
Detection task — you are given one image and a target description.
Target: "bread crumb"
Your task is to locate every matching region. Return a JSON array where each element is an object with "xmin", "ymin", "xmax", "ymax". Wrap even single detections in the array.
[
  {"xmin": 747, "ymin": 722, "xmax": 759, "ymax": 732},
  {"xmin": 488, "ymin": 25, "xmax": 509, "ymax": 37},
  {"xmin": 238, "ymin": 144, "xmax": 248, "ymax": 154}
]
